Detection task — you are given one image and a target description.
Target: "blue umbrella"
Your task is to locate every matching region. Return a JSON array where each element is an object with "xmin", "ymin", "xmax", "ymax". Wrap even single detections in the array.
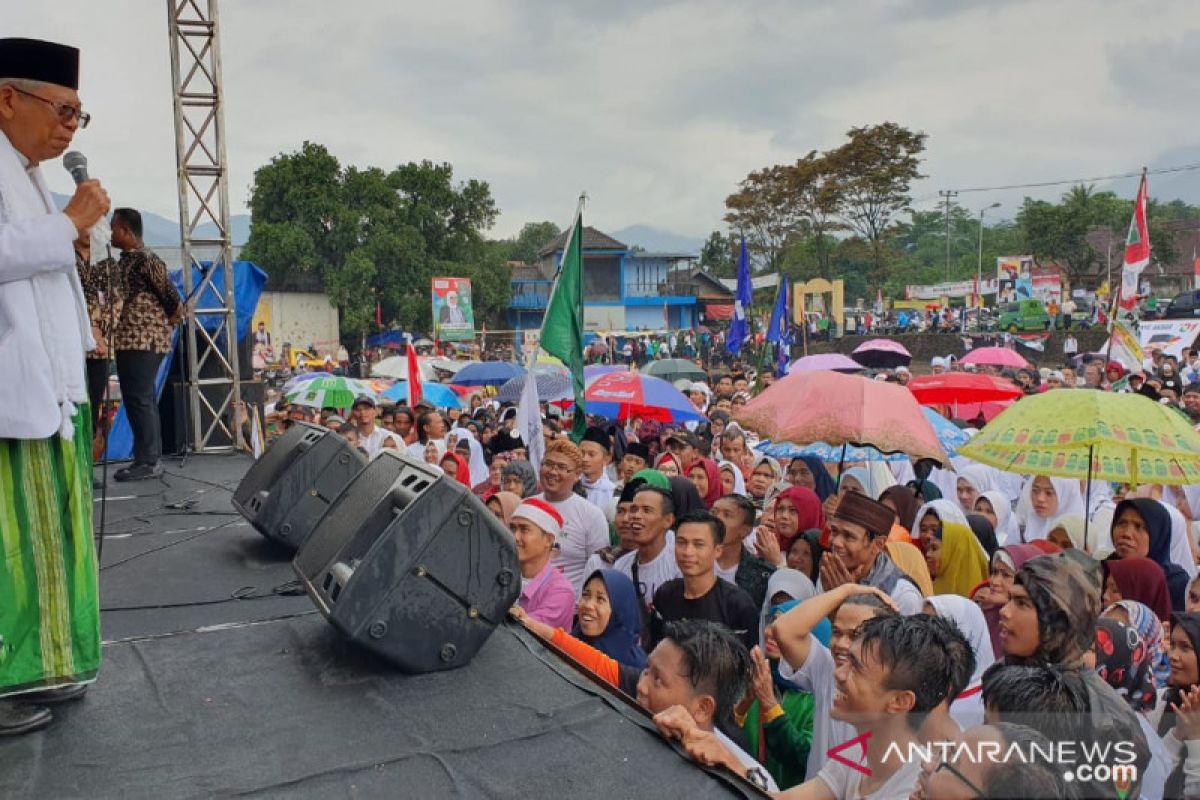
[
  {"xmin": 381, "ymin": 381, "xmax": 462, "ymax": 409},
  {"xmin": 451, "ymin": 361, "xmax": 525, "ymax": 387},
  {"xmin": 921, "ymin": 407, "xmax": 970, "ymax": 457},
  {"xmin": 495, "ymin": 367, "xmax": 573, "ymax": 403}
]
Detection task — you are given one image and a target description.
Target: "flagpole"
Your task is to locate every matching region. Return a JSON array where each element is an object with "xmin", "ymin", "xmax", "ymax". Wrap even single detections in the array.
[{"xmin": 1103, "ymin": 167, "xmax": 1148, "ymax": 370}]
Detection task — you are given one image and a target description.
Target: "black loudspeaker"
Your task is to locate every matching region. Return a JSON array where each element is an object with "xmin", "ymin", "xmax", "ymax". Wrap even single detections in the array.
[
  {"xmin": 232, "ymin": 422, "xmax": 367, "ymax": 551},
  {"xmin": 293, "ymin": 450, "xmax": 520, "ymax": 673}
]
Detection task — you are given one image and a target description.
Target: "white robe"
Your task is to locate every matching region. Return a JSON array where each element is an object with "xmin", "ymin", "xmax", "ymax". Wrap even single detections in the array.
[{"xmin": 0, "ymin": 131, "xmax": 93, "ymax": 440}]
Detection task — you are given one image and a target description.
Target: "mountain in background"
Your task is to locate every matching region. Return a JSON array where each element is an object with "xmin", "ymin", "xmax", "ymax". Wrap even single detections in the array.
[
  {"xmin": 51, "ymin": 192, "xmax": 252, "ymax": 245},
  {"xmin": 608, "ymin": 224, "xmax": 704, "ymax": 254}
]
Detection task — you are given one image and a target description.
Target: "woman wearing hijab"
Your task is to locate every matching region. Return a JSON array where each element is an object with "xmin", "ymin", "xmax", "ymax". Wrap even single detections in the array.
[
  {"xmin": 1046, "ymin": 514, "xmax": 1090, "ymax": 553},
  {"xmin": 500, "ymin": 459, "xmax": 538, "ymax": 499},
  {"xmin": 1021, "ymin": 475, "xmax": 1086, "ymax": 542},
  {"xmin": 926, "ymin": 522, "xmax": 990, "ymax": 598},
  {"xmin": 1093, "ymin": 617, "xmax": 1171, "ymax": 799},
  {"xmin": 485, "ymin": 491, "xmax": 521, "ymax": 527},
  {"xmin": 879, "ymin": 485, "xmax": 922, "ymax": 538},
  {"xmin": 653, "ymin": 451, "xmax": 682, "ymax": 479},
  {"xmin": 974, "ymin": 490, "xmax": 1020, "ymax": 547},
  {"xmin": 837, "ymin": 467, "xmax": 877, "ymax": 499},
  {"xmin": 954, "ymin": 464, "xmax": 995, "ymax": 515},
  {"xmin": 1105, "ymin": 599, "xmax": 1171, "ymax": 688},
  {"xmin": 1000, "ymin": 554, "xmax": 1150, "ymax": 800},
  {"xmin": 685, "ymin": 457, "xmax": 723, "ymax": 509},
  {"xmin": 980, "ymin": 541, "xmax": 1061, "ymax": 655},
  {"xmin": 785, "ymin": 530, "xmax": 823, "ymax": 584},
  {"xmin": 1102, "ymin": 557, "xmax": 1173, "ymax": 622},
  {"xmin": 454, "ymin": 428, "xmax": 490, "ymax": 488},
  {"xmin": 1157, "ymin": 612, "xmax": 1200, "ymax": 797},
  {"xmin": 736, "ymin": 569, "xmax": 818, "ymax": 790},
  {"xmin": 911, "ymin": 499, "xmax": 970, "ymax": 548},
  {"xmin": 667, "ymin": 476, "xmax": 705, "ymax": 519},
  {"xmin": 571, "ymin": 569, "xmax": 646, "ymax": 670},
  {"xmin": 718, "ymin": 460, "xmax": 747, "ymax": 497},
  {"xmin": 748, "ymin": 455, "xmax": 783, "ymax": 509},
  {"xmin": 439, "ymin": 451, "xmax": 472, "ymax": 487},
  {"xmin": 965, "ymin": 513, "xmax": 999, "ymax": 559},
  {"xmin": 1108, "ymin": 497, "xmax": 1190, "ymax": 612},
  {"xmin": 771, "ymin": 486, "xmax": 825, "ymax": 554},
  {"xmin": 786, "ymin": 456, "xmax": 836, "ymax": 501},
  {"xmin": 926, "ymin": 594, "xmax": 995, "ymax": 729}
]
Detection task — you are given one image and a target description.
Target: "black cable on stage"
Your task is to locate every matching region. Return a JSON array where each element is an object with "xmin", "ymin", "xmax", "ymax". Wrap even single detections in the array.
[
  {"xmin": 100, "ymin": 580, "xmax": 306, "ymax": 612},
  {"xmin": 99, "ymin": 517, "xmax": 243, "ymax": 571}
]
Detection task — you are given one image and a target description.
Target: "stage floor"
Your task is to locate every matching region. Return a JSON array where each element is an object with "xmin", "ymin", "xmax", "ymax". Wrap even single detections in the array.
[{"xmin": 0, "ymin": 454, "xmax": 756, "ymax": 799}]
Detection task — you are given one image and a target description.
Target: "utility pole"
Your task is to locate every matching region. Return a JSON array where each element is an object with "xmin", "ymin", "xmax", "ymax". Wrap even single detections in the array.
[{"xmin": 940, "ymin": 190, "xmax": 958, "ymax": 282}]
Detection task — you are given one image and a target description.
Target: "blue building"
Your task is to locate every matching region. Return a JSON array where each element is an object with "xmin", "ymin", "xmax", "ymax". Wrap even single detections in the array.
[{"xmin": 508, "ymin": 226, "xmax": 726, "ymax": 338}]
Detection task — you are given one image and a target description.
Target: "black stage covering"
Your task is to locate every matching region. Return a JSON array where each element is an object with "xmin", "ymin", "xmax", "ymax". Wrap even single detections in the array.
[{"xmin": 0, "ymin": 455, "xmax": 759, "ymax": 799}]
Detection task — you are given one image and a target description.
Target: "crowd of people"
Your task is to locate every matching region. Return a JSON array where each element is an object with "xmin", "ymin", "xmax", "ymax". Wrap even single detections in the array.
[{"xmin": 259, "ymin": 348, "xmax": 1200, "ymax": 798}]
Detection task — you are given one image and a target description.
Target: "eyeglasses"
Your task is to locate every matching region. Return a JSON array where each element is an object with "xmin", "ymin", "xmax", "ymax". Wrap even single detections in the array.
[
  {"xmin": 934, "ymin": 760, "xmax": 984, "ymax": 799},
  {"xmin": 11, "ymin": 87, "xmax": 91, "ymax": 128},
  {"xmin": 541, "ymin": 460, "xmax": 576, "ymax": 474}
]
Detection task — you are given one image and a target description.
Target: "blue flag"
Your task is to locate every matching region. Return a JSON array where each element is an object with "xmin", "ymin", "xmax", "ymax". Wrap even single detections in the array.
[
  {"xmin": 727, "ymin": 238, "xmax": 751, "ymax": 356},
  {"xmin": 767, "ymin": 276, "xmax": 791, "ymax": 376}
]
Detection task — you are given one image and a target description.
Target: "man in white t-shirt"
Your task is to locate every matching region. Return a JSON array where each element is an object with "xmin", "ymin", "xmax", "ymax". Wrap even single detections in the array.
[
  {"xmin": 613, "ymin": 486, "xmax": 682, "ymax": 633},
  {"xmin": 578, "ymin": 426, "xmax": 617, "ymax": 514},
  {"xmin": 534, "ymin": 438, "xmax": 610, "ymax": 595},
  {"xmin": 350, "ymin": 396, "xmax": 397, "ymax": 457}
]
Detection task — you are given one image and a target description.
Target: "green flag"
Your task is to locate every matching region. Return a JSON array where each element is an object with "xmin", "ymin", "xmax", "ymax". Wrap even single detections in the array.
[{"xmin": 540, "ymin": 207, "xmax": 587, "ymax": 441}]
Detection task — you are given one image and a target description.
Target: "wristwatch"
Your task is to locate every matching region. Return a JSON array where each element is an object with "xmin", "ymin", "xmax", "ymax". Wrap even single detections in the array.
[{"xmin": 744, "ymin": 765, "xmax": 770, "ymax": 791}]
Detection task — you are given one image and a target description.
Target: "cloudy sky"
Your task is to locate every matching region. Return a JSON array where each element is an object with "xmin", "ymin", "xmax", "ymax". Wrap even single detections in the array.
[{"xmin": 15, "ymin": 1, "xmax": 1200, "ymax": 241}]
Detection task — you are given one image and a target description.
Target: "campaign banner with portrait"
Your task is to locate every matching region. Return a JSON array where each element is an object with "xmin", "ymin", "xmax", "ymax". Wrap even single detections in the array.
[
  {"xmin": 432, "ymin": 277, "xmax": 475, "ymax": 342},
  {"xmin": 1137, "ymin": 319, "xmax": 1200, "ymax": 360},
  {"xmin": 996, "ymin": 256, "xmax": 1034, "ymax": 304}
]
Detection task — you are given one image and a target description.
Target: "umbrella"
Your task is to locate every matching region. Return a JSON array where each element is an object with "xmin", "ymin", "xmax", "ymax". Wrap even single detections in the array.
[
  {"xmin": 788, "ymin": 353, "xmax": 863, "ymax": 373},
  {"xmin": 959, "ymin": 346, "xmax": 1029, "ymax": 369},
  {"xmin": 371, "ymin": 356, "xmax": 438, "ymax": 382},
  {"xmin": 851, "ymin": 339, "xmax": 912, "ymax": 369},
  {"xmin": 495, "ymin": 366, "xmax": 573, "ymax": 404},
  {"xmin": 281, "ymin": 371, "xmax": 332, "ymax": 394},
  {"xmin": 585, "ymin": 372, "xmax": 706, "ymax": 424},
  {"xmin": 733, "ymin": 370, "xmax": 947, "ymax": 464},
  {"xmin": 907, "ymin": 373, "xmax": 1023, "ymax": 406},
  {"xmin": 945, "ymin": 400, "xmax": 1014, "ymax": 423},
  {"xmin": 959, "ymin": 390, "xmax": 1200, "ymax": 486},
  {"xmin": 286, "ymin": 376, "xmax": 377, "ymax": 409},
  {"xmin": 756, "ymin": 440, "xmax": 909, "ymax": 463},
  {"xmin": 920, "ymin": 407, "xmax": 971, "ymax": 457},
  {"xmin": 381, "ymin": 381, "xmax": 462, "ymax": 409},
  {"xmin": 452, "ymin": 361, "xmax": 526, "ymax": 387},
  {"xmin": 585, "ymin": 364, "xmax": 628, "ymax": 380},
  {"xmin": 429, "ymin": 357, "xmax": 468, "ymax": 374},
  {"xmin": 640, "ymin": 358, "xmax": 707, "ymax": 384}
]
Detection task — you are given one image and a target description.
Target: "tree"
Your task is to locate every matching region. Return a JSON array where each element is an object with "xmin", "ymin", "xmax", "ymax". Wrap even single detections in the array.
[
  {"xmin": 724, "ymin": 165, "xmax": 800, "ymax": 272},
  {"xmin": 500, "ymin": 220, "xmax": 560, "ymax": 264},
  {"xmin": 786, "ymin": 151, "xmax": 845, "ymax": 279},
  {"xmin": 697, "ymin": 231, "xmax": 737, "ymax": 278},
  {"xmin": 243, "ymin": 143, "xmax": 507, "ymax": 340},
  {"xmin": 824, "ymin": 122, "xmax": 927, "ymax": 286}
]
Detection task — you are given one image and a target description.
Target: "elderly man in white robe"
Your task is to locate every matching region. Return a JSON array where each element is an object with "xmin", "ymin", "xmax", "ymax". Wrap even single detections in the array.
[{"xmin": 0, "ymin": 38, "xmax": 111, "ymax": 736}]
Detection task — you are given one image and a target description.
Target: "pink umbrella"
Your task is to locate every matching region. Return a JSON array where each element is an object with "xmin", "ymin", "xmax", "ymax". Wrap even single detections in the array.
[
  {"xmin": 959, "ymin": 346, "xmax": 1029, "ymax": 369},
  {"xmin": 788, "ymin": 353, "xmax": 862, "ymax": 373},
  {"xmin": 734, "ymin": 370, "xmax": 948, "ymax": 464}
]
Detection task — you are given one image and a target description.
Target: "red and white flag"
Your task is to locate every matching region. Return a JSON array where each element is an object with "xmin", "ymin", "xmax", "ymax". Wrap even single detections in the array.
[
  {"xmin": 406, "ymin": 341, "xmax": 423, "ymax": 408},
  {"xmin": 1119, "ymin": 173, "xmax": 1150, "ymax": 310}
]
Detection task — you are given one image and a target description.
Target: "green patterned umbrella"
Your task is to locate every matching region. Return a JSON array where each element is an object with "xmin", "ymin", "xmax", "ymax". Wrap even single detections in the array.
[{"xmin": 285, "ymin": 376, "xmax": 377, "ymax": 409}]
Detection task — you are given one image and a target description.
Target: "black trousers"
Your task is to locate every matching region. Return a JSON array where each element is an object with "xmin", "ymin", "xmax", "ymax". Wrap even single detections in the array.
[
  {"xmin": 85, "ymin": 358, "xmax": 110, "ymax": 433},
  {"xmin": 116, "ymin": 350, "xmax": 164, "ymax": 466}
]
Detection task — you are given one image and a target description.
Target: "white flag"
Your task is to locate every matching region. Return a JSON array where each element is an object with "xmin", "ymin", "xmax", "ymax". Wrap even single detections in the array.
[
  {"xmin": 250, "ymin": 404, "xmax": 264, "ymax": 460},
  {"xmin": 516, "ymin": 370, "xmax": 544, "ymax": 474}
]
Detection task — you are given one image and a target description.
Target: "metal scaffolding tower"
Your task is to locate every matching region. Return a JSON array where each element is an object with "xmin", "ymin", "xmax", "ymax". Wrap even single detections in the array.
[{"xmin": 166, "ymin": 0, "xmax": 240, "ymax": 451}]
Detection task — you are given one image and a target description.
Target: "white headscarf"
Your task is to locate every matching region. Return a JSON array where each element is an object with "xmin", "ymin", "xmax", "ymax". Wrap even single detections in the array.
[
  {"xmin": 978, "ymin": 490, "xmax": 1020, "ymax": 548},
  {"xmin": 453, "ymin": 428, "xmax": 489, "ymax": 487},
  {"xmin": 1020, "ymin": 476, "xmax": 1085, "ymax": 542},
  {"xmin": 1164, "ymin": 501, "xmax": 1199, "ymax": 580},
  {"xmin": 954, "ymin": 464, "xmax": 996, "ymax": 513},
  {"xmin": 718, "ymin": 460, "xmax": 747, "ymax": 496},
  {"xmin": 758, "ymin": 568, "xmax": 817, "ymax": 647},
  {"xmin": 912, "ymin": 499, "xmax": 970, "ymax": 537},
  {"xmin": 927, "ymin": 594, "xmax": 994, "ymax": 732}
]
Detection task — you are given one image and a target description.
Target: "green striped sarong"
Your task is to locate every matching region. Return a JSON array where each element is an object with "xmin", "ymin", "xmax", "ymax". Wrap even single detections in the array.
[{"xmin": 0, "ymin": 405, "xmax": 100, "ymax": 695}]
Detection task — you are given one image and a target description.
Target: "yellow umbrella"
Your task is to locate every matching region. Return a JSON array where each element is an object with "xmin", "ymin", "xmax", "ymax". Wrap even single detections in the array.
[{"xmin": 959, "ymin": 390, "xmax": 1200, "ymax": 485}]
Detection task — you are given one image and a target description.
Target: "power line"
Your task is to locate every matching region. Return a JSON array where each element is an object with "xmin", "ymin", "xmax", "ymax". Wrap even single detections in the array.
[{"xmin": 922, "ymin": 160, "xmax": 1200, "ymax": 200}]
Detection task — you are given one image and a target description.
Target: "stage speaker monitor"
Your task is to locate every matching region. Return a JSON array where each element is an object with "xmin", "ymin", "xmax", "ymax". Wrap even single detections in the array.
[
  {"xmin": 231, "ymin": 422, "xmax": 367, "ymax": 552},
  {"xmin": 293, "ymin": 450, "xmax": 520, "ymax": 674}
]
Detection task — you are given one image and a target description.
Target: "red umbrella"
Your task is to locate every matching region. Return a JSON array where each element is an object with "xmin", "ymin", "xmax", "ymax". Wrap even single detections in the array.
[
  {"xmin": 907, "ymin": 373, "xmax": 1023, "ymax": 405},
  {"xmin": 733, "ymin": 370, "xmax": 947, "ymax": 464},
  {"xmin": 959, "ymin": 346, "xmax": 1029, "ymax": 369}
]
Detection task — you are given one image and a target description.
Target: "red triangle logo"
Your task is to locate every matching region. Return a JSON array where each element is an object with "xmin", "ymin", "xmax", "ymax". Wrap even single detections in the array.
[{"xmin": 827, "ymin": 731, "xmax": 873, "ymax": 776}]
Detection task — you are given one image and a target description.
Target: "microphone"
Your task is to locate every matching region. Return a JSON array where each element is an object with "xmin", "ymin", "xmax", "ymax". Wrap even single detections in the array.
[{"xmin": 63, "ymin": 151, "xmax": 89, "ymax": 185}]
